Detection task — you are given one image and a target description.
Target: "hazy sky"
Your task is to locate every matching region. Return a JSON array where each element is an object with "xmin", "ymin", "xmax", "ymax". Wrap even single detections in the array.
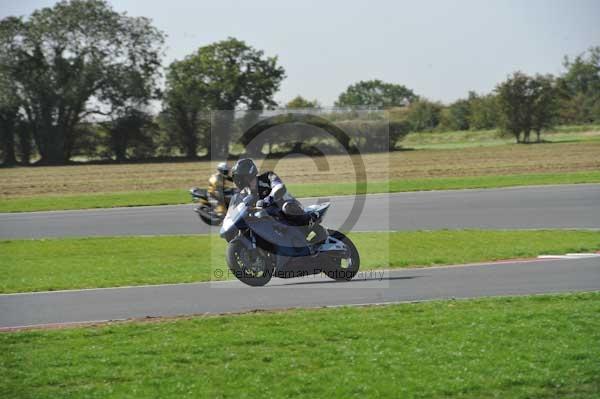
[{"xmin": 3, "ymin": 0, "xmax": 600, "ymax": 106}]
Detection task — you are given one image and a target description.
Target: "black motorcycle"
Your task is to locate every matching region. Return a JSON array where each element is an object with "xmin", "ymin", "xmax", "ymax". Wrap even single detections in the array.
[
  {"xmin": 220, "ymin": 193, "xmax": 360, "ymax": 286},
  {"xmin": 189, "ymin": 187, "xmax": 236, "ymax": 226}
]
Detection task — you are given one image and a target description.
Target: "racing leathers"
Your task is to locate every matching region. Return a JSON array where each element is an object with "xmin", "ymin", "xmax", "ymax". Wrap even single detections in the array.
[
  {"xmin": 246, "ymin": 171, "xmax": 314, "ymax": 226},
  {"xmin": 207, "ymin": 172, "xmax": 234, "ymax": 216}
]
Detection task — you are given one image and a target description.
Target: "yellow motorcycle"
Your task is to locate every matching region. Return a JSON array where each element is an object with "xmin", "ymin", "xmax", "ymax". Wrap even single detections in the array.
[{"xmin": 189, "ymin": 187, "xmax": 236, "ymax": 226}]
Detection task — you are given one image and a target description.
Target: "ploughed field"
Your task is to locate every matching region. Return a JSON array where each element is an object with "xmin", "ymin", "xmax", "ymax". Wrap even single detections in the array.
[{"xmin": 1, "ymin": 141, "xmax": 599, "ymax": 199}]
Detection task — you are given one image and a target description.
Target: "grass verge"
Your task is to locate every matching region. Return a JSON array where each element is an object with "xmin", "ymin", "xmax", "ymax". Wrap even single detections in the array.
[
  {"xmin": 1, "ymin": 230, "xmax": 598, "ymax": 293},
  {"xmin": 400, "ymin": 124, "xmax": 600, "ymax": 149},
  {"xmin": 2, "ymin": 292, "xmax": 599, "ymax": 398},
  {"xmin": 1, "ymin": 170, "xmax": 600, "ymax": 212}
]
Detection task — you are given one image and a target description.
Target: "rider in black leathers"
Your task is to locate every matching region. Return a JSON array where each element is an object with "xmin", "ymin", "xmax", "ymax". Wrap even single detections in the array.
[{"xmin": 230, "ymin": 158, "xmax": 317, "ymax": 227}]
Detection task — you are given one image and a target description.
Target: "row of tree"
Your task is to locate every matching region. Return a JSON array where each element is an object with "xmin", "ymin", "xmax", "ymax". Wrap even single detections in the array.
[
  {"xmin": 336, "ymin": 47, "xmax": 599, "ymax": 144},
  {"xmin": 1, "ymin": 0, "xmax": 599, "ymax": 165},
  {"xmin": 0, "ymin": 0, "xmax": 164, "ymax": 165}
]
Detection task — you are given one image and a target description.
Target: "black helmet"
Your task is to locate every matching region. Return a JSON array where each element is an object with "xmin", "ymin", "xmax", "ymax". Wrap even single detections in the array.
[{"xmin": 231, "ymin": 158, "xmax": 258, "ymax": 188}]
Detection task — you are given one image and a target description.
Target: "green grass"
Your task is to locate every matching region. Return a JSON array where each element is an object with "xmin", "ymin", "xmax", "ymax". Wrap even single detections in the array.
[
  {"xmin": 2, "ymin": 292, "xmax": 599, "ymax": 398},
  {"xmin": 2, "ymin": 170, "xmax": 600, "ymax": 212},
  {"xmin": 0, "ymin": 189, "xmax": 190, "ymax": 213},
  {"xmin": 544, "ymin": 123, "xmax": 600, "ymax": 133},
  {"xmin": 1, "ymin": 230, "xmax": 599, "ymax": 293},
  {"xmin": 401, "ymin": 124, "xmax": 600, "ymax": 150}
]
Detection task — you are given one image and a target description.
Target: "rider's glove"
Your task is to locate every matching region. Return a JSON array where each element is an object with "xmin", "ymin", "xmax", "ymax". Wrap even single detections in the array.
[{"xmin": 262, "ymin": 195, "xmax": 274, "ymax": 207}]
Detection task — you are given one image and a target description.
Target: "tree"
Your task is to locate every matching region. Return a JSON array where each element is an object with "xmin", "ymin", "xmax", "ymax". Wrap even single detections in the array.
[
  {"xmin": 558, "ymin": 46, "xmax": 600, "ymax": 124},
  {"xmin": 0, "ymin": 17, "xmax": 22, "ymax": 166},
  {"xmin": 335, "ymin": 80, "xmax": 417, "ymax": 109},
  {"xmin": 530, "ymin": 74, "xmax": 559, "ymax": 142},
  {"xmin": 286, "ymin": 95, "xmax": 320, "ymax": 109},
  {"xmin": 495, "ymin": 72, "xmax": 536, "ymax": 143},
  {"xmin": 496, "ymin": 72, "xmax": 559, "ymax": 143},
  {"xmin": 102, "ymin": 109, "xmax": 156, "ymax": 162},
  {"xmin": 0, "ymin": 73, "xmax": 20, "ymax": 166},
  {"xmin": 258, "ymin": 95, "xmax": 321, "ymax": 154},
  {"xmin": 0, "ymin": 0, "xmax": 164, "ymax": 164},
  {"xmin": 15, "ymin": 120, "xmax": 33, "ymax": 164},
  {"xmin": 162, "ymin": 58, "xmax": 208, "ymax": 158},
  {"xmin": 163, "ymin": 38, "xmax": 285, "ymax": 159}
]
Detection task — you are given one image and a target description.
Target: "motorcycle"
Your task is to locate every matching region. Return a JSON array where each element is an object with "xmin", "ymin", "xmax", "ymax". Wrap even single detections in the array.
[
  {"xmin": 220, "ymin": 192, "xmax": 360, "ymax": 286},
  {"xmin": 189, "ymin": 187, "xmax": 236, "ymax": 226}
]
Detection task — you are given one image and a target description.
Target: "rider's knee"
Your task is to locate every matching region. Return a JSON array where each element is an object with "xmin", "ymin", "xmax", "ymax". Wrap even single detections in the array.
[{"xmin": 281, "ymin": 200, "xmax": 303, "ymax": 216}]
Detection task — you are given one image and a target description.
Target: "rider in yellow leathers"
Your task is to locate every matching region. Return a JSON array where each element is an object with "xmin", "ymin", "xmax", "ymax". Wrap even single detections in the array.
[{"xmin": 207, "ymin": 162, "xmax": 234, "ymax": 216}]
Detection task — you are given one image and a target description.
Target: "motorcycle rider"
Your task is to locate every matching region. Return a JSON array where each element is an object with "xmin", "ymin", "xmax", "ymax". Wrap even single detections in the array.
[
  {"xmin": 207, "ymin": 162, "xmax": 234, "ymax": 216},
  {"xmin": 231, "ymin": 158, "xmax": 325, "ymax": 243}
]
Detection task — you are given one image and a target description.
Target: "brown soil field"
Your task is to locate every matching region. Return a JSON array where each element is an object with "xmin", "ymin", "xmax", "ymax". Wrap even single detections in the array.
[{"xmin": 1, "ymin": 141, "xmax": 599, "ymax": 198}]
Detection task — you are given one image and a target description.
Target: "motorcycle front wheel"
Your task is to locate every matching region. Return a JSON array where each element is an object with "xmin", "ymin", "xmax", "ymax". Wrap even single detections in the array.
[
  {"xmin": 324, "ymin": 229, "xmax": 360, "ymax": 281},
  {"xmin": 226, "ymin": 241, "xmax": 274, "ymax": 287}
]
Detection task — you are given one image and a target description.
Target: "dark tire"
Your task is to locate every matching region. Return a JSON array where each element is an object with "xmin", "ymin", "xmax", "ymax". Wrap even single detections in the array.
[
  {"xmin": 226, "ymin": 241, "xmax": 274, "ymax": 287},
  {"xmin": 199, "ymin": 213, "xmax": 222, "ymax": 226},
  {"xmin": 324, "ymin": 230, "xmax": 360, "ymax": 281}
]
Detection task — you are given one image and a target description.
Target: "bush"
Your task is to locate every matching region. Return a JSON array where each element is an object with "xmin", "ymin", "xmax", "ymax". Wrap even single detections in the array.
[
  {"xmin": 406, "ymin": 99, "xmax": 443, "ymax": 132},
  {"xmin": 468, "ymin": 92, "xmax": 499, "ymax": 130},
  {"xmin": 337, "ymin": 120, "xmax": 393, "ymax": 152},
  {"xmin": 439, "ymin": 99, "xmax": 471, "ymax": 131}
]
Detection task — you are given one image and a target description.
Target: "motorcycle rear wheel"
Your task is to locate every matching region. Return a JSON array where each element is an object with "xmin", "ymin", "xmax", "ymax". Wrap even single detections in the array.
[
  {"xmin": 324, "ymin": 229, "xmax": 360, "ymax": 281},
  {"xmin": 195, "ymin": 204, "xmax": 224, "ymax": 226},
  {"xmin": 226, "ymin": 242, "xmax": 274, "ymax": 287}
]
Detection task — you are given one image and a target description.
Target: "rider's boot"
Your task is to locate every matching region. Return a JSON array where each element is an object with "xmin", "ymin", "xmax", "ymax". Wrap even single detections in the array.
[{"xmin": 306, "ymin": 213, "xmax": 327, "ymax": 255}]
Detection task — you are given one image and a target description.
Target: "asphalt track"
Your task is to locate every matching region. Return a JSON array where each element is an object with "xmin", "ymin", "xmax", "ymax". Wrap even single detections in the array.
[
  {"xmin": 1, "ymin": 184, "xmax": 599, "ymax": 239},
  {"xmin": 1, "ymin": 257, "xmax": 599, "ymax": 329},
  {"xmin": 1, "ymin": 184, "xmax": 599, "ymax": 329}
]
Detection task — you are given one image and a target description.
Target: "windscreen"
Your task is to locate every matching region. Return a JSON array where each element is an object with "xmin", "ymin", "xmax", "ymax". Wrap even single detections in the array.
[
  {"xmin": 221, "ymin": 192, "xmax": 255, "ymax": 234},
  {"xmin": 225, "ymin": 192, "xmax": 243, "ymax": 220}
]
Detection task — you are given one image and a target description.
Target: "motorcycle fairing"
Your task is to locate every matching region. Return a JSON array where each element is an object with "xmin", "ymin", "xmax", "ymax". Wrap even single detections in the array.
[
  {"xmin": 304, "ymin": 202, "xmax": 330, "ymax": 223},
  {"xmin": 247, "ymin": 218, "xmax": 311, "ymax": 257}
]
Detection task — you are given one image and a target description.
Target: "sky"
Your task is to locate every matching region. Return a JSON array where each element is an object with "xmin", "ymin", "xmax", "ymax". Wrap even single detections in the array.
[{"xmin": 2, "ymin": 0, "xmax": 600, "ymax": 106}]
